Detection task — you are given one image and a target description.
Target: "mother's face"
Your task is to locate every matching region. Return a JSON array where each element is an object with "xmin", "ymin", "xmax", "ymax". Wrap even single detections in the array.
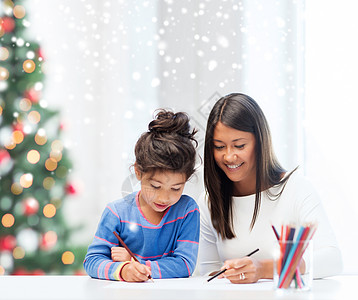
[{"xmin": 212, "ymin": 121, "xmax": 256, "ymax": 194}]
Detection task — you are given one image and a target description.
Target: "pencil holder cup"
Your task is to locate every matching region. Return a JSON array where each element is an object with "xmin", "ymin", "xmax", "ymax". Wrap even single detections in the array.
[{"xmin": 273, "ymin": 240, "xmax": 313, "ymax": 292}]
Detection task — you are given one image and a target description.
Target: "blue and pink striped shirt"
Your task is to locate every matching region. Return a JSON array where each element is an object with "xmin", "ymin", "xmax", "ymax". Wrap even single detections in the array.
[{"xmin": 83, "ymin": 191, "xmax": 200, "ymax": 280}]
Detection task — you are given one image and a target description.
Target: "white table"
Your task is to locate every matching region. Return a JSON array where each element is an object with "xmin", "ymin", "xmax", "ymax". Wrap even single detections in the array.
[{"xmin": 0, "ymin": 275, "xmax": 356, "ymax": 300}]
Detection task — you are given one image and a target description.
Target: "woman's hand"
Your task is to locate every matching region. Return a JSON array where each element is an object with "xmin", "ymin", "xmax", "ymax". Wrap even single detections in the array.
[
  {"xmin": 111, "ymin": 247, "xmax": 131, "ymax": 262},
  {"xmin": 121, "ymin": 261, "xmax": 151, "ymax": 282},
  {"xmin": 219, "ymin": 257, "xmax": 271, "ymax": 284}
]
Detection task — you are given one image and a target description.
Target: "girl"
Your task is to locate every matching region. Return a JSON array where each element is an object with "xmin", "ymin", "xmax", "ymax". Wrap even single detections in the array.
[
  {"xmin": 199, "ymin": 93, "xmax": 342, "ymax": 283},
  {"xmin": 84, "ymin": 110, "xmax": 200, "ymax": 282}
]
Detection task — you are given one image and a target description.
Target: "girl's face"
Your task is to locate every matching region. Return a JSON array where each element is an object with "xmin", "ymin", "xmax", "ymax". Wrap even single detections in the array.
[
  {"xmin": 135, "ymin": 168, "xmax": 186, "ymax": 214},
  {"xmin": 212, "ymin": 121, "xmax": 256, "ymax": 195}
]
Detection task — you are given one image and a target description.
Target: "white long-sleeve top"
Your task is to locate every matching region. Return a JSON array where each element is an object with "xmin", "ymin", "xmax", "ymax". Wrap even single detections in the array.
[{"xmin": 198, "ymin": 172, "xmax": 343, "ymax": 279}]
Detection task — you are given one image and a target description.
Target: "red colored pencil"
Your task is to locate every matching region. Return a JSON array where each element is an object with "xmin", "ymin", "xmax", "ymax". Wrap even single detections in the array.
[{"xmin": 113, "ymin": 231, "xmax": 154, "ymax": 282}]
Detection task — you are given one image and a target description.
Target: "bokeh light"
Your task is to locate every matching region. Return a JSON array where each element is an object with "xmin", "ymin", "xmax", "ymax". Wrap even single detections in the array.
[
  {"xmin": 19, "ymin": 98, "xmax": 32, "ymax": 111},
  {"xmin": 50, "ymin": 150, "xmax": 62, "ymax": 162},
  {"xmin": 0, "ymin": 47, "xmax": 9, "ymax": 61},
  {"xmin": 42, "ymin": 231, "xmax": 57, "ymax": 250},
  {"xmin": 13, "ymin": 5, "xmax": 26, "ymax": 19},
  {"xmin": 19, "ymin": 173, "xmax": 33, "ymax": 188},
  {"xmin": 5, "ymin": 141, "xmax": 16, "ymax": 150},
  {"xmin": 43, "ymin": 203, "xmax": 56, "ymax": 218},
  {"xmin": 35, "ymin": 129, "xmax": 47, "ymax": 145},
  {"xmin": 43, "ymin": 177, "xmax": 55, "ymax": 190},
  {"xmin": 27, "ymin": 149, "xmax": 40, "ymax": 164},
  {"xmin": 45, "ymin": 158, "xmax": 57, "ymax": 171},
  {"xmin": 51, "ymin": 140, "xmax": 63, "ymax": 152},
  {"xmin": 0, "ymin": 66, "xmax": 9, "ymax": 80},
  {"xmin": 12, "ymin": 130, "xmax": 24, "ymax": 144},
  {"xmin": 13, "ymin": 246, "xmax": 25, "ymax": 259},
  {"xmin": 28, "ymin": 110, "xmax": 41, "ymax": 124},
  {"xmin": 61, "ymin": 251, "xmax": 75, "ymax": 265},
  {"xmin": 2, "ymin": 213, "xmax": 15, "ymax": 227},
  {"xmin": 10, "ymin": 182, "xmax": 23, "ymax": 195},
  {"xmin": 23, "ymin": 59, "xmax": 36, "ymax": 73},
  {"xmin": 56, "ymin": 166, "xmax": 68, "ymax": 178}
]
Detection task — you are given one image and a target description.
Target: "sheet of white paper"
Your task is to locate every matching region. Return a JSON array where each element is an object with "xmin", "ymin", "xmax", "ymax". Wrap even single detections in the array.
[{"xmin": 104, "ymin": 277, "xmax": 273, "ymax": 290}]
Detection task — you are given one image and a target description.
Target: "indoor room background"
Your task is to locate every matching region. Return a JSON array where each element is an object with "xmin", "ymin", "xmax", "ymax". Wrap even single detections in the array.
[{"xmin": 1, "ymin": 0, "xmax": 357, "ymax": 275}]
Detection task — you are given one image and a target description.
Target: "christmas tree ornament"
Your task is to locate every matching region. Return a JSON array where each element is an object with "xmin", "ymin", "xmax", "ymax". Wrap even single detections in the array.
[
  {"xmin": 22, "ymin": 197, "xmax": 39, "ymax": 216},
  {"xmin": 0, "ymin": 16, "xmax": 15, "ymax": 32},
  {"xmin": 40, "ymin": 231, "xmax": 57, "ymax": 250},
  {"xmin": 0, "ymin": 148, "xmax": 13, "ymax": 175},
  {"xmin": 31, "ymin": 269, "xmax": 45, "ymax": 275},
  {"xmin": 0, "ymin": 251, "xmax": 14, "ymax": 272},
  {"xmin": 65, "ymin": 182, "xmax": 77, "ymax": 195},
  {"xmin": 0, "ymin": 235, "xmax": 16, "ymax": 251},
  {"xmin": 16, "ymin": 228, "xmax": 39, "ymax": 253},
  {"xmin": 23, "ymin": 88, "xmax": 41, "ymax": 103}
]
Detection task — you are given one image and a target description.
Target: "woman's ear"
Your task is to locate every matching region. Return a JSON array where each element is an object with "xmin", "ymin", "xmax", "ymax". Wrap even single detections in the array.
[{"xmin": 134, "ymin": 163, "xmax": 141, "ymax": 180}]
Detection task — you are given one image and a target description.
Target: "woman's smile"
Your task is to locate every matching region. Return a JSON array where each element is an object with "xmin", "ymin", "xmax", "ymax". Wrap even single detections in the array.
[{"xmin": 225, "ymin": 162, "xmax": 244, "ymax": 170}]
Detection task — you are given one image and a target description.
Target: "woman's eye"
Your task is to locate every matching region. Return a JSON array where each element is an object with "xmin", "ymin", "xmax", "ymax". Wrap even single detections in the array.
[
  {"xmin": 235, "ymin": 144, "xmax": 245, "ymax": 149},
  {"xmin": 151, "ymin": 185, "xmax": 160, "ymax": 189},
  {"xmin": 213, "ymin": 145, "xmax": 224, "ymax": 150},
  {"xmin": 172, "ymin": 187, "xmax": 181, "ymax": 192}
]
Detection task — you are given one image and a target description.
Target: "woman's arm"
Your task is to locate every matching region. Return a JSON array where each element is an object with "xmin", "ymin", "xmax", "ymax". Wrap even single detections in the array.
[{"xmin": 198, "ymin": 196, "xmax": 223, "ymax": 276}]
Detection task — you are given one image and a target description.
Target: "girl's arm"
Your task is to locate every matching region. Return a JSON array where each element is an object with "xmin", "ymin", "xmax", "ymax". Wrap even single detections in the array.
[{"xmin": 83, "ymin": 205, "xmax": 130, "ymax": 281}]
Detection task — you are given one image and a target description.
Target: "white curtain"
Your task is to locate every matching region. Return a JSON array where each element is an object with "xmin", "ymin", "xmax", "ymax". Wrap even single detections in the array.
[{"xmin": 26, "ymin": 0, "xmax": 356, "ymax": 274}]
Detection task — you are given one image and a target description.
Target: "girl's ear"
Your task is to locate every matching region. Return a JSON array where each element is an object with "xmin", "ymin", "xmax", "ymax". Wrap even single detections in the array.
[{"xmin": 134, "ymin": 163, "xmax": 141, "ymax": 180}]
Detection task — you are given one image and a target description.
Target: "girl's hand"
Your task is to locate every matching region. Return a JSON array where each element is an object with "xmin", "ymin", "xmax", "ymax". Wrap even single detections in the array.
[
  {"xmin": 121, "ymin": 261, "xmax": 151, "ymax": 282},
  {"xmin": 220, "ymin": 257, "xmax": 264, "ymax": 284},
  {"xmin": 111, "ymin": 247, "xmax": 131, "ymax": 262}
]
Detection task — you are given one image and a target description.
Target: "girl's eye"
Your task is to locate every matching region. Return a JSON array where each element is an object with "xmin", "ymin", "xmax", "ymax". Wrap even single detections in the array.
[
  {"xmin": 172, "ymin": 187, "xmax": 181, "ymax": 192},
  {"xmin": 151, "ymin": 184, "xmax": 160, "ymax": 189}
]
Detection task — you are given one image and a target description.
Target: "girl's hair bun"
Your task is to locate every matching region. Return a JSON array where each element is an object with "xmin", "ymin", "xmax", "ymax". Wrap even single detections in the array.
[
  {"xmin": 135, "ymin": 109, "xmax": 198, "ymax": 179},
  {"xmin": 148, "ymin": 109, "xmax": 197, "ymax": 143}
]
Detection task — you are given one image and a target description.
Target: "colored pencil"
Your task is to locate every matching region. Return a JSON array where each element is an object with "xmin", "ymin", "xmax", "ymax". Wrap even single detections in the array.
[
  {"xmin": 207, "ymin": 248, "xmax": 259, "ymax": 282},
  {"xmin": 113, "ymin": 231, "xmax": 154, "ymax": 282},
  {"xmin": 272, "ymin": 223, "xmax": 317, "ymax": 289}
]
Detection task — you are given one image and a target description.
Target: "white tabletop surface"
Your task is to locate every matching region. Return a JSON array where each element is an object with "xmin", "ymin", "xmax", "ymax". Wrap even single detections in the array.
[{"xmin": 0, "ymin": 275, "xmax": 356, "ymax": 300}]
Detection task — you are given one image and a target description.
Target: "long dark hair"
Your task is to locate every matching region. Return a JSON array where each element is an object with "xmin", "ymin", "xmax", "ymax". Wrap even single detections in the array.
[
  {"xmin": 204, "ymin": 93, "xmax": 296, "ymax": 239},
  {"xmin": 135, "ymin": 109, "xmax": 198, "ymax": 180}
]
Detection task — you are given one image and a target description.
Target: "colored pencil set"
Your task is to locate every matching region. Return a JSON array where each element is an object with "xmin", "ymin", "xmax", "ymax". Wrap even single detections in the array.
[{"xmin": 272, "ymin": 223, "xmax": 317, "ymax": 290}]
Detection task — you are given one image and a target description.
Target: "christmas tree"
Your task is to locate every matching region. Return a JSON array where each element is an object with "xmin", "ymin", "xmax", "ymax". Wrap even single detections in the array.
[{"xmin": 0, "ymin": 0, "xmax": 86, "ymax": 275}]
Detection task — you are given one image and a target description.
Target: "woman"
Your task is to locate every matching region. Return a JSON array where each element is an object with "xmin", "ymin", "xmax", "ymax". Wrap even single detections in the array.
[{"xmin": 199, "ymin": 93, "xmax": 342, "ymax": 283}]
